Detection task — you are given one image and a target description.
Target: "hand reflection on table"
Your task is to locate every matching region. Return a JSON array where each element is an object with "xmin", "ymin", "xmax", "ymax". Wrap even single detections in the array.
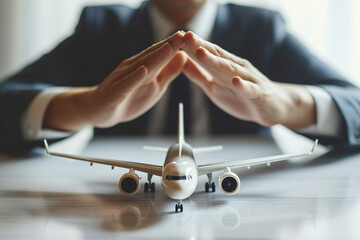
[{"xmin": 0, "ymin": 190, "xmax": 164, "ymax": 232}]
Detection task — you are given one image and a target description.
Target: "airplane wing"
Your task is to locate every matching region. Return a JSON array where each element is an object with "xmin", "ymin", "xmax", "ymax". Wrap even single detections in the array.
[
  {"xmin": 197, "ymin": 139, "xmax": 318, "ymax": 176},
  {"xmin": 44, "ymin": 140, "xmax": 163, "ymax": 176}
]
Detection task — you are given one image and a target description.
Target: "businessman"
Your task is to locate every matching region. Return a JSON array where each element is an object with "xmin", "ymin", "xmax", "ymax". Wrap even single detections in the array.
[{"xmin": 1, "ymin": 0, "xmax": 360, "ymax": 155}]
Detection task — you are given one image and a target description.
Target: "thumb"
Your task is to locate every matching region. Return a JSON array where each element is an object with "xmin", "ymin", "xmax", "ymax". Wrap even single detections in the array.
[{"xmin": 232, "ymin": 76, "xmax": 262, "ymax": 100}]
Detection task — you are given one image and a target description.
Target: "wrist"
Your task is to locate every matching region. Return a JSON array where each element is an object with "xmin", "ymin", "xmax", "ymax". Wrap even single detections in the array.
[
  {"xmin": 275, "ymin": 83, "xmax": 316, "ymax": 129},
  {"xmin": 43, "ymin": 87, "xmax": 95, "ymax": 131}
]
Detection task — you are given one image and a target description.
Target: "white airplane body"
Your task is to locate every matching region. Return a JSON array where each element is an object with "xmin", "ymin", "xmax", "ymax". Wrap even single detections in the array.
[{"xmin": 44, "ymin": 103, "xmax": 318, "ymax": 212}]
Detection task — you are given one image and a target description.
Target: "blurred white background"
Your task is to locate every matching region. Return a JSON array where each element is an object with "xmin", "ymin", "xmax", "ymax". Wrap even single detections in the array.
[{"xmin": 0, "ymin": 0, "xmax": 359, "ymax": 85}]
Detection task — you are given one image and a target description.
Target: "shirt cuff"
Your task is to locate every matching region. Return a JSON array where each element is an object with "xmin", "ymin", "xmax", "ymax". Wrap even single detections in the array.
[
  {"xmin": 21, "ymin": 87, "xmax": 72, "ymax": 140},
  {"xmin": 298, "ymin": 86, "xmax": 342, "ymax": 137}
]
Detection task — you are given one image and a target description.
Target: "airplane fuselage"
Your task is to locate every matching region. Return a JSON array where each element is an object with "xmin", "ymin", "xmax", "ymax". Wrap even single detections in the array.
[{"xmin": 161, "ymin": 142, "xmax": 198, "ymax": 200}]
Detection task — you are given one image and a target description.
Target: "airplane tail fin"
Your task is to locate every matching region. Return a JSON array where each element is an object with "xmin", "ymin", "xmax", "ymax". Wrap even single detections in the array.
[{"xmin": 177, "ymin": 103, "xmax": 185, "ymax": 157}]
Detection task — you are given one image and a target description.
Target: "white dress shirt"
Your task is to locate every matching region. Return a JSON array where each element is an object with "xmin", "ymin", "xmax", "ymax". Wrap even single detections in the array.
[{"xmin": 22, "ymin": 0, "xmax": 342, "ymax": 140}]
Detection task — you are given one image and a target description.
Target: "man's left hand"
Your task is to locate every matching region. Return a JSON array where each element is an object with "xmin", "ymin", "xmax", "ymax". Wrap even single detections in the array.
[{"xmin": 182, "ymin": 32, "xmax": 316, "ymax": 129}]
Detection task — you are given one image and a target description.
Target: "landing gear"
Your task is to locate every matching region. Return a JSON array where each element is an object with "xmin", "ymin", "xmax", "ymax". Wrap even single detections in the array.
[
  {"xmin": 205, "ymin": 173, "xmax": 216, "ymax": 192},
  {"xmin": 175, "ymin": 200, "xmax": 183, "ymax": 213},
  {"xmin": 144, "ymin": 174, "xmax": 155, "ymax": 193},
  {"xmin": 150, "ymin": 182, "xmax": 155, "ymax": 192}
]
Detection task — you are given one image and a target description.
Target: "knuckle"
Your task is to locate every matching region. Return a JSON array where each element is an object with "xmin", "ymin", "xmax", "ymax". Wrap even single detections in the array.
[
  {"xmin": 229, "ymin": 61, "xmax": 239, "ymax": 73},
  {"xmin": 241, "ymin": 59, "xmax": 251, "ymax": 67},
  {"xmin": 243, "ymin": 69, "xmax": 252, "ymax": 80},
  {"xmin": 214, "ymin": 45, "xmax": 225, "ymax": 57}
]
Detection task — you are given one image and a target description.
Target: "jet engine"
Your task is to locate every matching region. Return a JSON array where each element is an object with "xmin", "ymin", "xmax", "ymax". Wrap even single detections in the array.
[
  {"xmin": 218, "ymin": 168, "xmax": 240, "ymax": 195},
  {"xmin": 119, "ymin": 169, "xmax": 140, "ymax": 196}
]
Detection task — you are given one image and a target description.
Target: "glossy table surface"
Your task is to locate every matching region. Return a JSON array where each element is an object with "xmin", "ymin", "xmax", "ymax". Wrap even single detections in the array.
[{"xmin": 0, "ymin": 136, "xmax": 359, "ymax": 240}]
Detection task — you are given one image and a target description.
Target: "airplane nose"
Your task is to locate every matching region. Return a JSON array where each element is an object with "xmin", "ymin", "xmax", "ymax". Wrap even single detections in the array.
[{"xmin": 162, "ymin": 179, "xmax": 197, "ymax": 200}]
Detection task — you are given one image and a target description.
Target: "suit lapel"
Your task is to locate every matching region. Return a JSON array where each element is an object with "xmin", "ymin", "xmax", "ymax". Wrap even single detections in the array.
[
  {"xmin": 211, "ymin": 4, "xmax": 242, "ymax": 58},
  {"xmin": 123, "ymin": 2, "xmax": 154, "ymax": 58}
]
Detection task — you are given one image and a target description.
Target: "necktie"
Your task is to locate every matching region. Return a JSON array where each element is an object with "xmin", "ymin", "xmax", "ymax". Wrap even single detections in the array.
[
  {"xmin": 165, "ymin": 72, "xmax": 191, "ymax": 135},
  {"xmin": 165, "ymin": 29, "xmax": 191, "ymax": 135}
]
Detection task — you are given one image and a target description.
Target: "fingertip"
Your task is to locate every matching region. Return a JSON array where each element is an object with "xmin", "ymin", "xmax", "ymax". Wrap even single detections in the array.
[
  {"xmin": 169, "ymin": 31, "xmax": 184, "ymax": 49},
  {"xmin": 184, "ymin": 31, "xmax": 198, "ymax": 46},
  {"xmin": 195, "ymin": 47, "xmax": 208, "ymax": 61},
  {"xmin": 232, "ymin": 76, "xmax": 242, "ymax": 87},
  {"xmin": 137, "ymin": 65, "xmax": 148, "ymax": 78},
  {"xmin": 186, "ymin": 31, "xmax": 198, "ymax": 38},
  {"xmin": 184, "ymin": 31, "xmax": 194, "ymax": 36},
  {"xmin": 232, "ymin": 76, "xmax": 257, "ymax": 99},
  {"xmin": 175, "ymin": 51, "xmax": 188, "ymax": 64}
]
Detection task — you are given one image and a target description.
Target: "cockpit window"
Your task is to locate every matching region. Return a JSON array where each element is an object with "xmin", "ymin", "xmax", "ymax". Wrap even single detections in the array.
[{"xmin": 166, "ymin": 175, "xmax": 193, "ymax": 180}]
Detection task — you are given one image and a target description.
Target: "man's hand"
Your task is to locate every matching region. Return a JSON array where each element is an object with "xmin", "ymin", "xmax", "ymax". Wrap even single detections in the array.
[
  {"xmin": 182, "ymin": 32, "xmax": 316, "ymax": 129},
  {"xmin": 43, "ymin": 31, "xmax": 187, "ymax": 131}
]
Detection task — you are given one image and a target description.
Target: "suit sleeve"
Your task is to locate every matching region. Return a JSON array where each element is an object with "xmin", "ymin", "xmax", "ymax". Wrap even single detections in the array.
[
  {"xmin": 264, "ymin": 12, "xmax": 360, "ymax": 146},
  {"xmin": 0, "ymin": 7, "xmax": 96, "ymax": 155}
]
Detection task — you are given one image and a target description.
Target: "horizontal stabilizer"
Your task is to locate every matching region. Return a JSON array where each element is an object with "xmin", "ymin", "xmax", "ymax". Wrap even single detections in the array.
[
  {"xmin": 193, "ymin": 145, "xmax": 223, "ymax": 153},
  {"xmin": 143, "ymin": 146, "xmax": 168, "ymax": 153}
]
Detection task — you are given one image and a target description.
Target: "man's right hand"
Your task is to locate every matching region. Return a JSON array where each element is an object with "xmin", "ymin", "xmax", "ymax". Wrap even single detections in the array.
[{"xmin": 43, "ymin": 31, "xmax": 186, "ymax": 131}]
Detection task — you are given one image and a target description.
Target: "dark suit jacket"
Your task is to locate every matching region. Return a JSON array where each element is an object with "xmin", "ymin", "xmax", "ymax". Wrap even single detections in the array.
[{"xmin": 1, "ymin": 1, "xmax": 360, "ymax": 154}]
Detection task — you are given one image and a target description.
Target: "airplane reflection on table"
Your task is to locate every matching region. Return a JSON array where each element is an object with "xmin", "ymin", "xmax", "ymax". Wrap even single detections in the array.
[{"xmin": 0, "ymin": 189, "xmax": 318, "ymax": 235}]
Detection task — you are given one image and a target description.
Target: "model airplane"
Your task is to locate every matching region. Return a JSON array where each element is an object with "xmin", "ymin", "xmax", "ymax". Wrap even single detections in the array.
[{"xmin": 44, "ymin": 103, "xmax": 318, "ymax": 212}]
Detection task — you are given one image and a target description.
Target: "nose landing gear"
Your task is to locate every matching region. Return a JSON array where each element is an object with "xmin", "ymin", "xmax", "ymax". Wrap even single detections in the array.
[{"xmin": 175, "ymin": 200, "xmax": 183, "ymax": 213}]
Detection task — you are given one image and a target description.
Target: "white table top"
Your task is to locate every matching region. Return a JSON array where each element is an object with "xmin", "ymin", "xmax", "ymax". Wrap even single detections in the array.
[{"xmin": 0, "ymin": 136, "xmax": 359, "ymax": 240}]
